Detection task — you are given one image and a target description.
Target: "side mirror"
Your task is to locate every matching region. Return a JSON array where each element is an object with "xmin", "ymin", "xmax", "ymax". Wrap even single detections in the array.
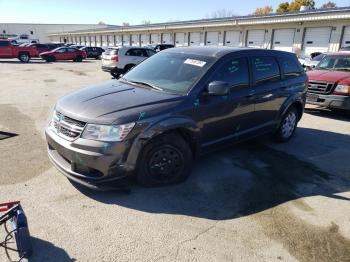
[{"xmin": 207, "ymin": 81, "xmax": 230, "ymax": 96}]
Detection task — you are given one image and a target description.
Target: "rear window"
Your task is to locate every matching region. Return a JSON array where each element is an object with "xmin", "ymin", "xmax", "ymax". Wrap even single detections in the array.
[
  {"xmin": 105, "ymin": 48, "xmax": 118, "ymax": 55},
  {"xmin": 0, "ymin": 41, "xmax": 10, "ymax": 47},
  {"xmin": 252, "ymin": 56, "xmax": 280, "ymax": 85}
]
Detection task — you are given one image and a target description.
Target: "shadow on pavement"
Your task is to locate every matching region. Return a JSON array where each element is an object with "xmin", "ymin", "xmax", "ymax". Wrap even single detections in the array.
[
  {"xmin": 76, "ymin": 127, "xmax": 350, "ymax": 221},
  {"xmin": 305, "ymin": 106, "xmax": 350, "ymax": 121},
  {"xmin": 28, "ymin": 237, "xmax": 74, "ymax": 262}
]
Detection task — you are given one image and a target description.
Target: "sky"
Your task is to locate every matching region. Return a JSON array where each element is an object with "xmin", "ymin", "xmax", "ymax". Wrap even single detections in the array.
[{"xmin": 0, "ymin": 0, "xmax": 349, "ymax": 25}]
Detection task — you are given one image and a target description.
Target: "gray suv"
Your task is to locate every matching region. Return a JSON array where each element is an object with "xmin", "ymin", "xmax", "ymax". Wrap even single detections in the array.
[
  {"xmin": 102, "ymin": 46, "xmax": 156, "ymax": 78},
  {"xmin": 46, "ymin": 47, "xmax": 307, "ymax": 190}
]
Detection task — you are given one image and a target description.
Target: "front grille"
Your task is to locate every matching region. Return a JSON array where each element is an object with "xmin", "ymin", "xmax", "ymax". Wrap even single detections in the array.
[
  {"xmin": 308, "ymin": 81, "xmax": 335, "ymax": 94},
  {"xmin": 51, "ymin": 111, "xmax": 86, "ymax": 141}
]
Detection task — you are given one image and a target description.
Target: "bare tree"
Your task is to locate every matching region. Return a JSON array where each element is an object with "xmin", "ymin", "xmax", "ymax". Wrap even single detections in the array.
[
  {"xmin": 321, "ymin": 1, "xmax": 337, "ymax": 8},
  {"xmin": 122, "ymin": 22, "xmax": 130, "ymax": 26},
  {"xmin": 141, "ymin": 20, "xmax": 151, "ymax": 25},
  {"xmin": 97, "ymin": 21, "xmax": 106, "ymax": 25},
  {"xmin": 205, "ymin": 9, "xmax": 235, "ymax": 19}
]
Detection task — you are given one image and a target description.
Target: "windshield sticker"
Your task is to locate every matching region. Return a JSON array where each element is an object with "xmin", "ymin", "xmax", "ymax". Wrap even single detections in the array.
[{"xmin": 184, "ymin": 59, "xmax": 207, "ymax": 67}]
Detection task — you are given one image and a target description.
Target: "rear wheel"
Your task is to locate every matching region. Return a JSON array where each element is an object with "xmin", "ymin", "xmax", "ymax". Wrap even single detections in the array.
[
  {"xmin": 124, "ymin": 64, "xmax": 135, "ymax": 74},
  {"xmin": 274, "ymin": 106, "xmax": 298, "ymax": 142},
  {"xmin": 110, "ymin": 69, "xmax": 121, "ymax": 79},
  {"xmin": 18, "ymin": 52, "xmax": 30, "ymax": 63},
  {"xmin": 137, "ymin": 133, "xmax": 193, "ymax": 187},
  {"xmin": 75, "ymin": 56, "xmax": 83, "ymax": 62}
]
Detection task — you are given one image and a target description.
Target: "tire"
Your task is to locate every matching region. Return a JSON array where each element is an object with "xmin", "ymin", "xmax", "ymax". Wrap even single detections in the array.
[
  {"xmin": 274, "ymin": 106, "xmax": 299, "ymax": 142},
  {"xmin": 75, "ymin": 56, "xmax": 83, "ymax": 62},
  {"xmin": 18, "ymin": 52, "xmax": 30, "ymax": 63},
  {"xmin": 124, "ymin": 64, "xmax": 135, "ymax": 74},
  {"xmin": 110, "ymin": 70, "xmax": 121, "ymax": 79},
  {"xmin": 137, "ymin": 133, "xmax": 193, "ymax": 187},
  {"xmin": 46, "ymin": 56, "xmax": 56, "ymax": 62}
]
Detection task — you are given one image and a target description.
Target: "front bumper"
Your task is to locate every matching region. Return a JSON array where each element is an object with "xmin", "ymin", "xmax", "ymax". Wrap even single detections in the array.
[
  {"xmin": 45, "ymin": 127, "xmax": 133, "ymax": 189},
  {"xmin": 306, "ymin": 93, "xmax": 350, "ymax": 110}
]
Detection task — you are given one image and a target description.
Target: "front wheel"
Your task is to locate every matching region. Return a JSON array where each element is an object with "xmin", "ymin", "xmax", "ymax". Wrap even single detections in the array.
[
  {"xmin": 274, "ymin": 107, "xmax": 298, "ymax": 142},
  {"xmin": 137, "ymin": 133, "xmax": 193, "ymax": 187},
  {"xmin": 75, "ymin": 56, "xmax": 83, "ymax": 62},
  {"xmin": 18, "ymin": 53, "xmax": 30, "ymax": 63}
]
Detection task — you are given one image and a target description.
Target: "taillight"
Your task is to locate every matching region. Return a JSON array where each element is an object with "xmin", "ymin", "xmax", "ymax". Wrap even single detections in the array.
[
  {"xmin": 111, "ymin": 55, "xmax": 119, "ymax": 62},
  {"xmin": 332, "ymin": 84, "xmax": 350, "ymax": 96}
]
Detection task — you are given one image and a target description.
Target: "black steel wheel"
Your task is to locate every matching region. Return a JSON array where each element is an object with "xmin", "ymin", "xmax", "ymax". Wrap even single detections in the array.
[{"xmin": 137, "ymin": 133, "xmax": 193, "ymax": 186}]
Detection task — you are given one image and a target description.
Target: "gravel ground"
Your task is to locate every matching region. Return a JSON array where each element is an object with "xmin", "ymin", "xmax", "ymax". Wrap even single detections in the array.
[{"xmin": 0, "ymin": 58, "xmax": 350, "ymax": 262}]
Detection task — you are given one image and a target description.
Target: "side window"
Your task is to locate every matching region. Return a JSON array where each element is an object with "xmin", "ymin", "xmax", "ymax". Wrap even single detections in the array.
[
  {"xmin": 125, "ymin": 49, "xmax": 144, "ymax": 57},
  {"xmin": 145, "ymin": 49, "xmax": 156, "ymax": 57},
  {"xmin": 211, "ymin": 57, "xmax": 249, "ymax": 88},
  {"xmin": 57, "ymin": 48, "xmax": 66, "ymax": 53},
  {"xmin": 0, "ymin": 41, "xmax": 10, "ymax": 47},
  {"xmin": 252, "ymin": 56, "xmax": 280, "ymax": 85},
  {"xmin": 68, "ymin": 48, "xmax": 76, "ymax": 52},
  {"xmin": 280, "ymin": 57, "xmax": 303, "ymax": 79}
]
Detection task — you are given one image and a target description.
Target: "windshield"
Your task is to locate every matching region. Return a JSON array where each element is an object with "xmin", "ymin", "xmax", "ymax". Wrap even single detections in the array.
[
  {"xmin": 312, "ymin": 54, "xmax": 326, "ymax": 61},
  {"xmin": 316, "ymin": 55, "xmax": 350, "ymax": 71},
  {"xmin": 104, "ymin": 48, "xmax": 118, "ymax": 55},
  {"xmin": 122, "ymin": 52, "xmax": 214, "ymax": 94}
]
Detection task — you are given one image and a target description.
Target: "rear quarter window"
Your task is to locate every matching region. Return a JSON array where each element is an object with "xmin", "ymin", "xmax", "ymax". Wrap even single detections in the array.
[
  {"xmin": 252, "ymin": 56, "xmax": 280, "ymax": 85},
  {"xmin": 279, "ymin": 56, "xmax": 303, "ymax": 79},
  {"xmin": 105, "ymin": 49, "xmax": 118, "ymax": 55}
]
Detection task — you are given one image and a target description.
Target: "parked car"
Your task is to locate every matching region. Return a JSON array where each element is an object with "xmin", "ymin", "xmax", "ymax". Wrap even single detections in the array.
[
  {"xmin": 306, "ymin": 52, "xmax": 350, "ymax": 110},
  {"xmin": 46, "ymin": 47, "xmax": 307, "ymax": 189},
  {"xmin": 101, "ymin": 46, "xmax": 156, "ymax": 78},
  {"xmin": 28, "ymin": 43, "xmax": 54, "ymax": 56},
  {"xmin": 80, "ymin": 46, "xmax": 104, "ymax": 59},
  {"xmin": 303, "ymin": 53, "xmax": 328, "ymax": 70},
  {"xmin": 40, "ymin": 47, "xmax": 87, "ymax": 62},
  {"xmin": 147, "ymin": 44, "xmax": 175, "ymax": 52},
  {"xmin": 0, "ymin": 39, "xmax": 37, "ymax": 62}
]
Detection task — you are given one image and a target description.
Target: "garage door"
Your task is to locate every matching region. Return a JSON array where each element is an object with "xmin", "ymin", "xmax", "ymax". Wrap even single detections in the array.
[
  {"xmin": 114, "ymin": 35, "xmax": 122, "ymax": 46},
  {"xmin": 247, "ymin": 30, "xmax": 266, "ymax": 48},
  {"xmin": 96, "ymin": 36, "xmax": 102, "ymax": 47},
  {"xmin": 131, "ymin": 34, "xmax": 139, "ymax": 46},
  {"xmin": 123, "ymin": 35, "xmax": 130, "ymax": 46},
  {"xmin": 175, "ymin": 33, "xmax": 187, "ymax": 46},
  {"xmin": 141, "ymin": 34, "xmax": 149, "ymax": 46},
  {"xmin": 341, "ymin": 26, "xmax": 350, "ymax": 47},
  {"xmin": 303, "ymin": 27, "xmax": 331, "ymax": 55},
  {"xmin": 206, "ymin": 32, "xmax": 219, "ymax": 46},
  {"xmin": 224, "ymin": 31, "xmax": 240, "ymax": 47},
  {"xmin": 272, "ymin": 29, "xmax": 295, "ymax": 53},
  {"xmin": 162, "ymin": 33, "xmax": 172, "ymax": 44},
  {"xmin": 102, "ymin": 35, "xmax": 109, "ymax": 47},
  {"xmin": 190, "ymin": 32, "xmax": 201, "ymax": 46},
  {"xmin": 151, "ymin": 34, "xmax": 160, "ymax": 44}
]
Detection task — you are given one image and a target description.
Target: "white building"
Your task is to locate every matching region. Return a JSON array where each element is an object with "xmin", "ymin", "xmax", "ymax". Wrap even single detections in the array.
[
  {"xmin": 0, "ymin": 23, "xmax": 111, "ymax": 43},
  {"xmin": 48, "ymin": 7, "xmax": 350, "ymax": 56}
]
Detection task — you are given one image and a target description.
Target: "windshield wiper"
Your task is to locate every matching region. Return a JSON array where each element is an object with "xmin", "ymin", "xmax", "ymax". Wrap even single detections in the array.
[
  {"xmin": 333, "ymin": 68, "xmax": 350, "ymax": 71},
  {"xmin": 121, "ymin": 78, "xmax": 163, "ymax": 91}
]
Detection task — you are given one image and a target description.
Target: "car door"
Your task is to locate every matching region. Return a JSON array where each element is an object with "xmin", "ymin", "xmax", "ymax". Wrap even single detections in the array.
[
  {"xmin": 250, "ymin": 56, "xmax": 284, "ymax": 129},
  {"xmin": 67, "ymin": 48, "xmax": 77, "ymax": 60},
  {"xmin": 55, "ymin": 48, "xmax": 67, "ymax": 60},
  {"xmin": 0, "ymin": 41, "xmax": 13, "ymax": 57},
  {"xmin": 196, "ymin": 56, "xmax": 255, "ymax": 145}
]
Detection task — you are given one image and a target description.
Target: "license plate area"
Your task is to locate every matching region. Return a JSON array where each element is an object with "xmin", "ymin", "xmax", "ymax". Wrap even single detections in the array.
[{"xmin": 307, "ymin": 93, "xmax": 319, "ymax": 102}]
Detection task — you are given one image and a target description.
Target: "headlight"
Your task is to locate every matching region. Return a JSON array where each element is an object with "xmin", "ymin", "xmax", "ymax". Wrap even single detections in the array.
[
  {"xmin": 81, "ymin": 123, "xmax": 135, "ymax": 141},
  {"xmin": 333, "ymin": 84, "xmax": 350, "ymax": 95}
]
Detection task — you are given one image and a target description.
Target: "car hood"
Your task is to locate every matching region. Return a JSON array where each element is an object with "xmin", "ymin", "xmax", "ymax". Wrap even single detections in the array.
[
  {"xmin": 307, "ymin": 70, "xmax": 350, "ymax": 83},
  {"xmin": 55, "ymin": 80, "xmax": 186, "ymax": 125}
]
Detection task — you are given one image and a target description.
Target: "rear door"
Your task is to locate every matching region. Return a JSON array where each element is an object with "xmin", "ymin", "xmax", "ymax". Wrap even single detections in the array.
[
  {"xmin": 250, "ymin": 56, "xmax": 284, "ymax": 128},
  {"xmin": 125, "ymin": 48, "xmax": 148, "ymax": 64},
  {"xmin": 0, "ymin": 41, "xmax": 13, "ymax": 57},
  {"xmin": 198, "ymin": 56, "xmax": 255, "ymax": 144}
]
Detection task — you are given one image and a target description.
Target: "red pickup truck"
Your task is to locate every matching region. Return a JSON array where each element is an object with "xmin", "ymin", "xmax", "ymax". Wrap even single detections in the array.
[
  {"xmin": 0, "ymin": 39, "xmax": 38, "ymax": 62},
  {"xmin": 307, "ymin": 52, "xmax": 350, "ymax": 111}
]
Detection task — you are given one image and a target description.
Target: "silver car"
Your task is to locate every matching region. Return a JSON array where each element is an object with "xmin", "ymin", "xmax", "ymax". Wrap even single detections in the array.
[{"xmin": 102, "ymin": 46, "xmax": 156, "ymax": 78}]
